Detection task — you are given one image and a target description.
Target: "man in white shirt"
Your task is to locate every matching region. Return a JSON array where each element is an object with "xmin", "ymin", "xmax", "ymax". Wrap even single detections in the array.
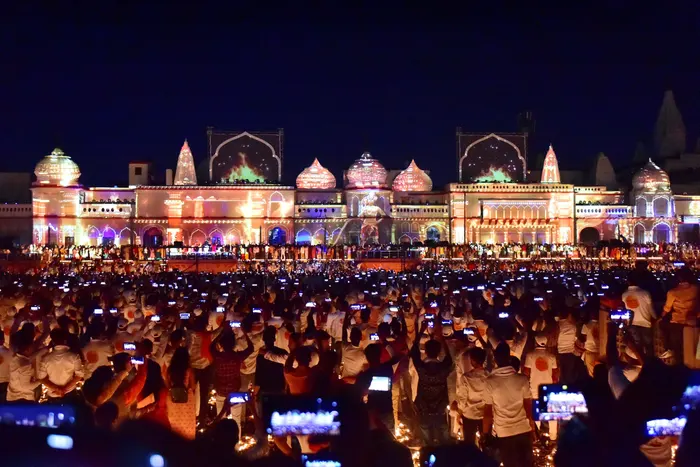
[
  {"xmin": 455, "ymin": 347, "xmax": 487, "ymax": 446},
  {"xmin": 623, "ymin": 273, "xmax": 655, "ymax": 357},
  {"xmin": 340, "ymin": 313, "xmax": 367, "ymax": 382},
  {"xmin": 483, "ymin": 343, "xmax": 534, "ymax": 467},
  {"xmin": 606, "ymin": 322, "xmax": 671, "ymax": 467},
  {"xmin": 37, "ymin": 328, "xmax": 84, "ymax": 403},
  {"xmin": 7, "ymin": 334, "xmax": 41, "ymax": 403},
  {"xmin": 524, "ymin": 334, "xmax": 559, "ymax": 441},
  {"xmin": 556, "ymin": 309, "xmax": 586, "ymax": 384},
  {"xmin": 579, "ymin": 318, "xmax": 600, "ymax": 376},
  {"xmin": 82, "ymin": 321, "xmax": 115, "ymax": 379}
]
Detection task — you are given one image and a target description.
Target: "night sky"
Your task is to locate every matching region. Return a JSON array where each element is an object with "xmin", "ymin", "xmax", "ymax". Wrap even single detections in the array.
[{"xmin": 1, "ymin": 3, "xmax": 698, "ymax": 188}]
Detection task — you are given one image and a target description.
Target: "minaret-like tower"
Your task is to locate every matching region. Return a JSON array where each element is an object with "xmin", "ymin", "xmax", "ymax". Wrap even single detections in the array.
[
  {"xmin": 540, "ymin": 144, "xmax": 561, "ymax": 183},
  {"xmin": 174, "ymin": 139, "xmax": 197, "ymax": 185},
  {"xmin": 654, "ymin": 90, "xmax": 686, "ymax": 158}
]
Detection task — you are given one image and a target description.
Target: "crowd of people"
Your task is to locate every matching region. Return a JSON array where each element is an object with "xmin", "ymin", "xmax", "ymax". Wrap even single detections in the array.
[
  {"xmin": 9, "ymin": 241, "xmax": 700, "ymax": 265},
  {"xmin": 0, "ymin": 259, "xmax": 698, "ymax": 467}
]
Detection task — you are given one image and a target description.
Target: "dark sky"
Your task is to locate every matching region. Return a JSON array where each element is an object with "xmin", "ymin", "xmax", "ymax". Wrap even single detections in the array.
[{"xmin": 1, "ymin": 2, "xmax": 699, "ymax": 188}]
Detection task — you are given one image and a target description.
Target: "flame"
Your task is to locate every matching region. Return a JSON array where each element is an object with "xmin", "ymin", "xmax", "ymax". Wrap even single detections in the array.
[
  {"xmin": 476, "ymin": 166, "xmax": 512, "ymax": 182},
  {"xmin": 226, "ymin": 153, "xmax": 265, "ymax": 182}
]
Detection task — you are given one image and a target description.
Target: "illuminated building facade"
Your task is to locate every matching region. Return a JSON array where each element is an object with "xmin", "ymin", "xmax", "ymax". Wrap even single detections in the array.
[{"xmin": 28, "ymin": 115, "xmax": 700, "ymax": 247}]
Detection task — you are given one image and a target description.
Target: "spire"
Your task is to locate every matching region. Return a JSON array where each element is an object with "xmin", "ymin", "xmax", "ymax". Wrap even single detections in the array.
[
  {"xmin": 654, "ymin": 90, "xmax": 686, "ymax": 158},
  {"xmin": 593, "ymin": 152, "xmax": 617, "ymax": 189},
  {"xmin": 174, "ymin": 139, "xmax": 197, "ymax": 185},
  {"xmin": 540, "ymin": 144, "xmax": 560, "ymax": 184}
]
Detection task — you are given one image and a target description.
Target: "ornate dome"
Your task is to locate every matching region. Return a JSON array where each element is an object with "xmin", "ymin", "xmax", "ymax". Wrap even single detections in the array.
[
  {"xmin": 346, "ymin": 152, "xmax": 387, "ymax": 189},
  {"xmin": 296, "ymin": 158, "xmax": 336, "ymax": 190},
  {"xmin": 632, "ymin": 159, "xmax": 671, "ymax": 193},
  {"xmin": 392, "ymin": 160, "xmax": 432, "ymax": 192},
  {"xmin": 34, "ymin": 148, "xmax": 81, "ymax": 187}
]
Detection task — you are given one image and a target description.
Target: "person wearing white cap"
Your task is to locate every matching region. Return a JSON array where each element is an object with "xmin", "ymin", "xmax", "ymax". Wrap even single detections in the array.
[{"xmin": 524, "ymin": 333, "xmax": 559, "ymax": 442}]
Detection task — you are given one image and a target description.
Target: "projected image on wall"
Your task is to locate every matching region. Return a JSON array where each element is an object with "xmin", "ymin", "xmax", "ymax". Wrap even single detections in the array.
[
  {"xmin": 209, "ymin": 131, "xmax": 282, "ymax": 183},
  {"xmin": 459, "ymin": 133, "xmax": 526, "ymax": 183}
]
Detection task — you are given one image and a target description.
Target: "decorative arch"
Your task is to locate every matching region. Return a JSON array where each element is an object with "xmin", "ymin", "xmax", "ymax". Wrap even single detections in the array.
[
  {"xmin": 312, "ymin": 228, "xmax": 327, "ymax": 245},
  {"xmin": 459, "ymin": 133, "xmax": 526, "ymax": 181},
  {"xmin": 652, "ymin": 196, "xmax": 670, "ymax": 218},
  {"xmin": 578, "ymin": 227, "xmax": 600, "ymax": 245},
  {"xmin": 269, "ymin": 191, "xmax": 285, "ymax": 202},
  {"xmin": 142, "ymin": 226, "xmax": 164, "ymax": 248},
  {"xmin": 399, "ymin": 234, "xmax": 412, "ymax": 244},
  {"xmin": 633, "ymin": 223, "xmax": 646, "ymax": 244},
  {"xmin": 653, "ymin": 222, "xmax": 671, "ymax": 244},
  {"xmin": 189, "ymin": 229, "xmax": 207, "ymax": 246},
  {"xmin": 350, "ymin": 196, "xmax": 359, "ymax": 217},
  {"xmin": 209, "ymin": 131, "xmax": 282, "ymax": 180},
  {"xmin": 268, "ymin": 191, "xmax": 285, "ymax": 217},
  {"xmin": 295, "ymin": 229, "xmax": 312, "ymax": 245},
  {"xmin": 226, "ymin": 228, "xmax": 242, "ymax": 245},
  {"xmin": 268, "ymin": 226, "xmax": 287, "ymax": 245},
  {"xmin": 635, "ymin": 197, "xmax": 647, "ymax": 217},
  {"xmin": 209, "ymin": 228, "xmax": 224, "ymax": 245},
  {"xmin": 102, "ymin": 226, "xmax": 117, "ymax": 246},
  {"xmin": 330, "ymin": 228, "xmax": 341, "ymax": 244}
]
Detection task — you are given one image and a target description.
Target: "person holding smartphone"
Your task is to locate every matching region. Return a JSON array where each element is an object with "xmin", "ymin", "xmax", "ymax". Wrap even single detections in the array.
[
  {"xmin": 411, "ymin": 315, "xmax": 453, "ymax": 446},
  {"xmin": 210, "ymin": 322, "xmax": 254, "ymax": 431}
]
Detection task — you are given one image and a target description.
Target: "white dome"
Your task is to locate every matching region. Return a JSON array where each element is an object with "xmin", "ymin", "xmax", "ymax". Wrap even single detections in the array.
[
  {"xmin": 34, "ymin": 148, "xmax": 81, "ymax": 187},
  {"xmin": 632, "ymin": 159, "xmax": 670, "ymax": 193},
  {"xmin": 346, "ymin": 152, "xmax": 387, "ymax": 189},
  {"xmin": 392, "ymin": 160, "xmax": 432, "ymax": 192},
  {"xmin": 296, "ymin": 158, "xmax": 336, "ymax": 190}
]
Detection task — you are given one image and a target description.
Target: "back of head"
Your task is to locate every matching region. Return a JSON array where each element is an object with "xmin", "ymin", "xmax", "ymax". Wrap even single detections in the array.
[
  {"xmin": 262, "ymin": 325, "xmax": 277, "ymax": 346},
  {"xmin": 494, "ymin": 342, "xmax": 511, "ymax": 368},
  {"xmin": 349, "ymin": 327, "xmax": 362, "ymax": 346},
  {"xmin": 111, "ymin": 352, "xmax": 131, "ymax": 373},
  {"xmin": 295, "ymin": 346, "xmax": 312, "ymax": 367},
  {"xmin": 377, "ymin": 322, "xmax": 391, "ymax": 338},
  {"xmin": 218, "ymin": 332, "xmax": 236, "ymax": 351},
  {"xmin": 627, "ymin": 270, "xmax": 640, "ymax": 287},
  {"xmin": 469, "ymin": 347, "xmax": 486, "ymax": 367},
  {"xmin": 50, "ymin": 327, "xmax": 69, "ymax": 347},
  {"xmin": 678, "ymin": 267, "xmax": 694, "ymax": 284},
  {"xmin": 364, "ymin": 343, "xmax": 382, "ymax": 366},
  {"xmin": 425, "ymin": 338, "xmax": 441, "ymax": 360}
]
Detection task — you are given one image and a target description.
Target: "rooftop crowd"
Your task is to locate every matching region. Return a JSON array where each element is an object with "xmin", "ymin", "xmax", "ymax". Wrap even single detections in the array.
[
  {"xmin": 9, "ymin": 241, "xmax": 700, "ymax": 263},
  {"xmin": 0, "ymin": 258, "xmax": 698, "ymax": 467}
]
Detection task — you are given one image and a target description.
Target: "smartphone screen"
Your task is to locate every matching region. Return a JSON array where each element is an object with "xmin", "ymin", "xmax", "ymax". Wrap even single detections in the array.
[
  {"xmin": 123, "ymin": 343, "xmax": 136, "ymax": 351},
  {"xmin": 464, "ymin": 328, "xmax": 475, "ymax": 336},
  {"xmin": 93, "ymin": 309, "xmax": 103, "ymax": 315},
  {"xmin": 0, "ymin": 404, "xmax": 76, "ymax": 429},
  {"xmin": 646, "ymin": 417, "xmax": 687, "ymax": 437},
  {"xmin": 252, "ymin": 307, "xmax": 262, "ymax": 314},
  {"xmin": 231, "ymin": 321, "xmax": 241, "ymax": 328},
  {"xmin": 180, "ymin": 313, "xmax": 190, "ymax": 320},
  {"xmin": 370, "ymin": 333, "xmax": 379, "ymax": 341},
  {"xmin": 535, "ymin": 384, "xmax": 588, "ymax": 421},
  {"xmin": 368, "ymin": 376, "xmax": 391, "ymax": 392},
  {"xmin": 228, "ymin": 392, "xmax": 250, "ymax": 405},
  {"xmin": 216, "ymin": 306, "xmax": 225, "ymax": 313},
  {"xmin": 262, "ymin": 395, "xmax": 341, "ymax": 437},
  {"xmin": 131, "ymin": 357, "xmax": 144, "ymax": 365}
]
